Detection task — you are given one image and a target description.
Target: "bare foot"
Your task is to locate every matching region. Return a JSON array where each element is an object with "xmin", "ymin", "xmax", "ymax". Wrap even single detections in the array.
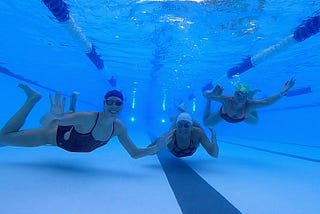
[
  {"xmin": 18, "ymin": 84, "xmax": 42, "ymax": 103},
  {"xmin": 203, "ymin": 90, "xmax": 212, "ymax": 98},
  {"xmin": 203, "ymin": 89, "xmax": 217, "ymax": 99},
  {"xmin": 71, "ymin": 91, "xmax": 80, "ymax": 97}
]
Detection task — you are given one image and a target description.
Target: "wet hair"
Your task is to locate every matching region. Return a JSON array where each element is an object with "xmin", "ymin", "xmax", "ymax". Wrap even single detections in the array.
[{"xmin": 104, "ymin": 90, "xmax": 124, "ymax": 101}]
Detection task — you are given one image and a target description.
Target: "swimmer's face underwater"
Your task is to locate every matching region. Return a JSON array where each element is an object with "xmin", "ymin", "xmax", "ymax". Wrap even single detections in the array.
[
  {"xmin": 176, "ymin": 120, "xmax": 192, "ymax": 135},
  {"xmin": 104, "ymin": 96, "xmax": 123, "ymax": 116},
  {"xmin": 234, "ymin": 83, "xmax": 249, "ymax": 104},
  {"xmin": 234, "ymin": 91, "xmax": 248, "ymax": 104}
]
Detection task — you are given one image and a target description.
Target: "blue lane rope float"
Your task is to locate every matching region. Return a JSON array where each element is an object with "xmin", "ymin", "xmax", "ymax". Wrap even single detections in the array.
[
  {"xmin": 107, "ymin": 76, "xmax": 117, "ymax": 88},
  {"xmin": 41, "ymin": 0, "xmax": 104, "ymax": 69},
  {"xmin": 286, "ymin": 86, "xmax": 312, "ymax": 97},
  {"xmin": 227, "ymin": 13, "xmax": 320, "ymax": 79},
  {"xmin": 41, "ymin": 0, "xmax": 69, "ymax": 22}
]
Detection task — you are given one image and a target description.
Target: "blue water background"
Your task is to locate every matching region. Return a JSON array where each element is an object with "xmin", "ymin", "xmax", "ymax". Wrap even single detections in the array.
[{"xmin": 0, "ymin": 0, "xmax": 319, "ymax": 147}]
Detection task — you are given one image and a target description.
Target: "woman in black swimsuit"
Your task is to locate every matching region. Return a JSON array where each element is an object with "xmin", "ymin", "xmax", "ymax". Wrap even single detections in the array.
[
  {"xmin": 0, "ymin": 84, "xmax": 160, "ymax": 158},
  {"xmin": 202, "ymin": 78, "xmax": 296, "ymax": 126},
  {"xmin": 150, "ymin": 104, "xmax": 219, "ymax": 158}
]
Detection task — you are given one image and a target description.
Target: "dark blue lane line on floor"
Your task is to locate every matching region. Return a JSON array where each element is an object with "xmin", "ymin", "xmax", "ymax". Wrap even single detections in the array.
[
  {"xmin": 0, "ymin": 65, "xmax": 58, "ymax": 93},
  {"xmin": 221, "ymin": 140, "xmax": 320, "ymax": 163},
  {"xmin": 260, "ymin": 103, "xmax": 320, "ymax": 112},
  {"xmin": 0, "ymin": 65, "xmax": 98, "ymax": 108},
  {"xmin": 157, "ymin": 150, "xmax": 242, "ymax": 214}
]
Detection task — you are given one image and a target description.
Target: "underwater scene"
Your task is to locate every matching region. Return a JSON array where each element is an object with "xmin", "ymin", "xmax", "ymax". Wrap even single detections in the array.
[{"xmin": 0, "ymin": 0, "xmax": 319, "ymax": 213}]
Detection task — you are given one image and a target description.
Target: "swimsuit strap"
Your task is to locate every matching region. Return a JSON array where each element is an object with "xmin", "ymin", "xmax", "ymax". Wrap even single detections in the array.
[
  {"xmin": 242, "ymin": 103, "xmax": 247, "ymax": 117},
  {"xmin": 90, "ymin": 112, "xmax": 115, "ymax": 142},
  {"xmin": 171, "ymin": 131, "xmax": 197, "ymax": 157},
  {"xmin": 105, "ymin": 121, "xmax": 115, "ymax": 142},
  {"xmin": 237, "ymin": 99, "xmax": 247, "ymax": 118},
  {"xmin": 89, "ymin": 112, "xmax": 100, "ymax": 133},
  {"xmin": 226, "ymin": 99, "xmax": 233, "ymax": 113},
  {"xmin": 173, "ymin": 131, "xmax": 192, "ymax": 150},
  {"xmin": 226, "ymin": 99, "xmax": 247, "ymax": 119}
]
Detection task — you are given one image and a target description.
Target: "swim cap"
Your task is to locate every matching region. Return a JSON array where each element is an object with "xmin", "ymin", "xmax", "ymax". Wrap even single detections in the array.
[
  {"xmin": 104, "ymin": 90, "xmax": 124, "ymax": 101},
  {"xmin": 235, "ymin": 83, "xmax": 250, "ymax": 93},
  {"xmin": 176, "ymin": 113, "xmax": 193, "ymax": 125}
]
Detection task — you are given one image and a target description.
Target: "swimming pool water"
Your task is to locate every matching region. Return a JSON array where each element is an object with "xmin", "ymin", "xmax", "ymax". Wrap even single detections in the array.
[{"xmin": 0, "ymin": 0, "xmax": 320, "ymax": 213}]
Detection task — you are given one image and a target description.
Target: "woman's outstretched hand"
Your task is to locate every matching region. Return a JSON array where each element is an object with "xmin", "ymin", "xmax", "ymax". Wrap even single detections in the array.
[
  {"xmin": 203, "ymin": 85, "xmax": 224, "ymax": 99},
  {"xmin": 49, "ymin": 93, "xmax": 66, "ymax": 118},
  {"xmin": 281, "ymin": 78, "xmax": 296, "ymax": 96}
]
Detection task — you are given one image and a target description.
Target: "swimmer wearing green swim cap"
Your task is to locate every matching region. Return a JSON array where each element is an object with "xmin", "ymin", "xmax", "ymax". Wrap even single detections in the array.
[
  {"xmin": 235, "ymin": 83, "xmax": 250, "ymax": 93},
  {"xmin": 202, "ymin": 78, "xmax": 296, "ymax": 126}
]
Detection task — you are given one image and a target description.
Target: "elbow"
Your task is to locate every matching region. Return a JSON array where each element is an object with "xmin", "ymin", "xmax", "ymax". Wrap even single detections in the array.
[
  {"xmin": 129, "ymin": 149, "xmax": 146, "ymax": 159},
  {"xmin": 210, "ymin": 151, "xmax": 219, "ymax": 158},
  {"xmin": 129, "ymin": 146, "xmax": 159, "ymax": 159},
  {"xmin": 130, "ymin": 152, "xmax": 140, "ymax": 159},
  {"xmin": 131, "ymin": 155, "xmax": 140, "ymax": 159},
  {"xmin": 212, "ymin": 152, "xmax": 219, "ymax": 158},
  {"xmin": 209, "ymin": 147, "xmax": 219, "ymax": 158}
]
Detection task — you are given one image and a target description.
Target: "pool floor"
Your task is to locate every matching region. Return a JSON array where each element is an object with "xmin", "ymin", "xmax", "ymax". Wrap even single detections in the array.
[{"xmin": 1, "ymin": 135, "xmax": 319, "ymax": 214}]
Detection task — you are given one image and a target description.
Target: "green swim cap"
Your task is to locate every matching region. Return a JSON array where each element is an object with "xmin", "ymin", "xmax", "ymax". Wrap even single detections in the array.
[{"xmin": 235, "ymin": 83, "xmax": 250, "ymax": 93}]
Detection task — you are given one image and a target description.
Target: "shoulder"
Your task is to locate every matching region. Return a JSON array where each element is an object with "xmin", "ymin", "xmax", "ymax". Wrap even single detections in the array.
[
  {"xmin": 114, "ymin": 118, "xmax": 124, "ymax": 126},
  {"xmin": 113, "ymin": 118, "xmax": 127, "ymax": 135},
  {"xmin": 72, "ymin": 111, "xmax": 97, "ymax": 117},
  {"xmin": 61, "ymin": 111, "xmax": 97, "ymax": 123},
  {"xmin": 192, "ymin": 127, "xmax": 205, "ymax": 136},
  {"xmin": 192, "ymin": 127, "xmax": 210, "ymax": 143},
  {"xmin": 62, "ymin": 111, "xmax": 97, "ymax": 130},
  {"xmin": 220, "ymin": 96, "xmax": 233, "ymax": 105},
  {"xmin": 246, "ymin": 99, "xmax": 265, "ymax": 109},
  {"xmin": 226, "ymin": 96, "xmax": 234, "ymax": 102},
  {"xmin": 78, "ymin": 112, "xmax": 98, "ymax": 121}
]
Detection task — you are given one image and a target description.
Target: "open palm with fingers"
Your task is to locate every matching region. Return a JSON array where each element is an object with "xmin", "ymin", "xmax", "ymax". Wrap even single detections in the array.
[
  {"xmin": 281, "ymin": 78, "xmax": 296, "ymax": 96},
  {"xmin": 49, "ymin": 93, "xmax": 66, "ymax": 118}
]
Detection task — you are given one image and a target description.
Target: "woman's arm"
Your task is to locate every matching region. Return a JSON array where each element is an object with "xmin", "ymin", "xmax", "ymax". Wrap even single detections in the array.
[
  {"xmin": 203, "ymin": 85, "xmax": 230, "ymax": 103},
  {"xmin": 41, "ymin": 111, "xmax": 96, "ymax": 135},
  {"xmin": 149, "ymin": 130, "xmax": 175, "ymax": 150},
  {"xmin": 116, "ymin": 120, "xmax": 160, "ymax": 159},
  {"xmin": 196, "ymin": 127, "xmax": 219, "ymax": 158},
  {"xmin": 249, "ymin": 78, "xmax": 296, "ymax": 109},
  {"xmin": 40, "ymin": 92, "xmax": 80, "ymax": 126}
]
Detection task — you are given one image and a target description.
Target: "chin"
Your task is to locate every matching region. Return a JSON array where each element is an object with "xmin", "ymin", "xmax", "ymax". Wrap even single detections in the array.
[{"xmin": 110, "ymin": 113, "xmax": 119, "ymax": 117}]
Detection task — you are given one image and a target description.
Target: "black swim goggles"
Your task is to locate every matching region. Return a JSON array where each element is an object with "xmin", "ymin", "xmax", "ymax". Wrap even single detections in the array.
[
  {"xmin": 235, "ymin": 91, "xmax": 248, "ymax": 98},
  {"xmin": 105, "ymin": 99, "xmax": 123, "ymax": 106},
  {"xmin": 177, "ymin": 121, "xmax": 192, "ymax": 128}
]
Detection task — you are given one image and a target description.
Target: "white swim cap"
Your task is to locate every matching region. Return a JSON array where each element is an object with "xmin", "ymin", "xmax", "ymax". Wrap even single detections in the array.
[{"xmin": 176, "ymin": 113, "xmax": 193, "ymax": 125}]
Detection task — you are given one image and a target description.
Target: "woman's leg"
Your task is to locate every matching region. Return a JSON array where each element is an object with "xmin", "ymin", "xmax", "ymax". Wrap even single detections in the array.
[
  {"xmin": 0, "ymin": 84, "xmax": 56, "ymax": 147},
  {"xmin": 0, "ymin": 127, "xmax": 57, "ymax": 147},
  {"xmin": 203, "ymin": 100, "xmax": 222, "ymax": 126},
  {"xmin": 1, "ymin": 84, "xmax": 41, "ymax": 134}
]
